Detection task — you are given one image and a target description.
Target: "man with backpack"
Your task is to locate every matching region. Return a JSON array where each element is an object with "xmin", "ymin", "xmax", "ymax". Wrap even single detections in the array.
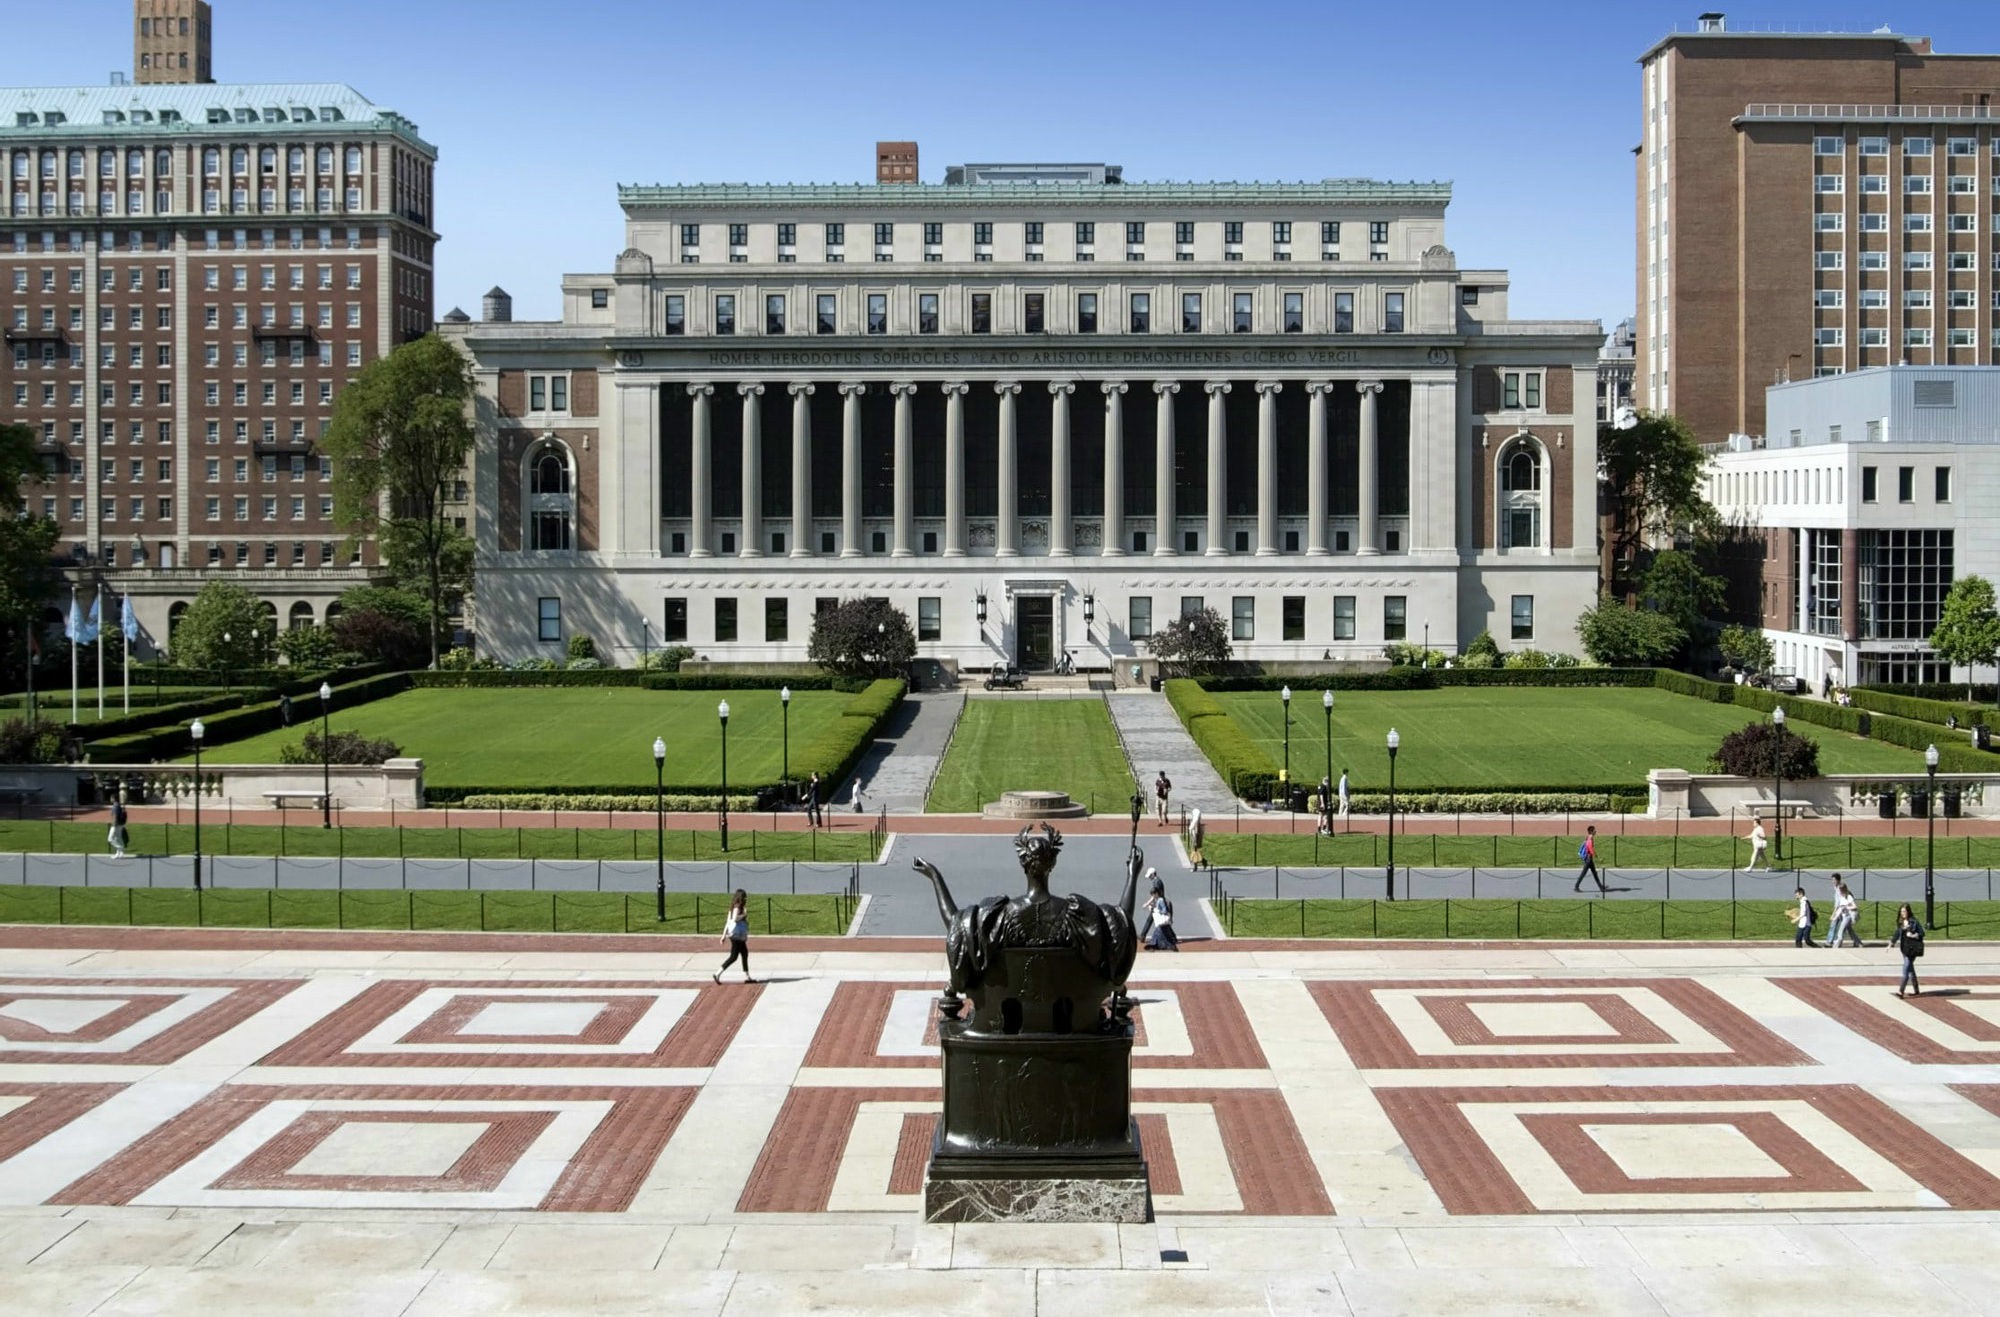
[
  {"xmin": 1788, "ymin": 887, "xmax": 1817, "ymax": 948},
  {"xmin": 1573, "ymin": 825, "xmax": 1605, "ymax": 894}
]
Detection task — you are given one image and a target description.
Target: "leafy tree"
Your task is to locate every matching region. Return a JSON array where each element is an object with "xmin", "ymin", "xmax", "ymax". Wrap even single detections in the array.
[
  {"xmin": 276, "ymin": 624, "xmax": 344, "ymax": 669},
  {"xmin": 1638, "ymin": 549, "xmax": 1727, "ymax": 664},
  {"xmin": 328, "ymin": 587, "xmax": 429, "ymax": 670},
  {"xmin": 1717, "ymin": 623, "xmax": 1775, "ymax": 675},
  {"xmin": 322, "ymin": 334, "xmax": 475, "ymax": 668},
  {"xmin": 1464, "ymin": 630, "xmax": 1500, "ymax": 663},
  {"xmin": 1600, "ymin": 410, "xmax": 1716, "ymax": 596},
  {"xmin": 1929, "ymin": 575, "xmax": 2000, "ymax": 703},
  {"xmin": 172, "ymin": 581, "xmax": 269, "ymax": 670},
  {"xmin": 1711, "ymin": 721, "xmax": 1820, "ymax": 780},
  {"xmin": 278, "ymin": 728, "xmax": 402, "ymax": 766},
  {"xmin": 1145, "ymin": 606, "xmax": 1232, "ymax": 678},
  {"xmin": 1576, "ymin": 593, "xmax": 1685, "ymax": 667},
  {"xmin": 0, "ymin": 422, "xmax": 60, "ymax": 688},
  {"xmin": 806, "ymin": 597, "xmax": 915, "ymax": 678},
  {"xmin": 566, "ymin": 633, "xmax": 597, "ymax": 663}
]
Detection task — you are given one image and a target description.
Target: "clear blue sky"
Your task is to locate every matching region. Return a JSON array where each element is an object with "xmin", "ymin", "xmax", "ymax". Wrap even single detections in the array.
[{"xmin": 12, "ymin": 1, "xmax": 2000, "ymax": 328}]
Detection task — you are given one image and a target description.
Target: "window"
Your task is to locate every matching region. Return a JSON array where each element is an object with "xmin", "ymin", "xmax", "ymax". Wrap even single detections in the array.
[
  {"xmin": 662, "ymin": 598, "xmax": 687, "ymax": 642},
  {"xmin": 918, "ymin": 293, "xmax": 939, "ymax": 334},
  {"xmin": 1815, "ymin": 289, "xmax": 1843, "ymax": 308},
  {"xmin": 824, "ymin": 222, "xmax": 844, "ymax": 250},
  {"xmin": 664, "ymin": 295, "xmax": 685, "ymax": 335},
  {"xmin": 816, "ymin": 293, "xmax": 837, "ymax": 334},
  {"xmin": 1936, "ymin": 466, "xmax": 1952, "ymax": 502},
  {"xmin": 1861, "ymin": 466, "xmax": 1878, "ymax": 502},
  {"xmin": 1125, "ymin": 220, "xmax": 1145, "ymax": 258},
  {"xmin": 1128, "ymin": 596, "xmax": 1152, "ymax": 640},
  {"xmin": 715, "ymin": 598, "xmax": 737, "ymax": 642},
  {"xmin": 1814, "ymin": 174, "xmax": 1844, "ymax": 194},
  {"xmin": 714, "ymin": 294, "xmax": 735, "ymax": 335},
  {"xmin": 1815, "ymin": 251, "xmax": 1844, "ymax": 270},
  {"xmin": 1180, "ymin": 292, "xmax": 1201, "ymax": 333},
  {"xmin": 1231, "ymin": 596, "xmax": 1254, "ymax": 641},
  {"xmin": 1333, "ymin": 291, "xmax": 1354, "ymax": 334},
  {"xmin": 1282, "ymin": 596, "xmax": 1305, "ymax": 641},
  {"xmin": 866, "ymin": 293, "xmax": 887, "ymax": 334},
  {"xmin": 1129, "ymin": 292, "xmax": 1150, "ymax": 333},
  {"xmin": 764, "ymin": 597, "xmax": 788, "ymax": 643},
  {"xmin": 1333, "ymin": 595, "xmax": 1355, "ymax": 640},
  {"xmin": 1320, "ymin": 220, "xmax": 1340, "ymax": 259},
  {"xmin": 777, "ymin": 222, "xmax": 796, "ymax": 248},
  {"xmin": 921, "ymin": 222, "xmax": 942, "ymax": 247},
  {"xmin": 1076, "ymin": 292, "xmax": 1098, "ymax": 333},
  {"xmin": 537, "ymin": 597, "xmax": 561, "ymax": 643},
  {"xmin": 1383, "ymin": 596, "xmax": 1407, "ymax": 641},
  {"xmin": 1814, "ymin": 135, "xmax": 1842, "ymax": 155},
  {"xmin": 1860, "ymin": 174, "xmax": 1887, "ymax": 193},
  {"xmin": 1815, "ymin": 213, "xmax": 1843, "ymax": 232},
  {"xmin": 1232, "ymin": 291, "xmax": 1252, "ymax": 332},
  {"xmin": 1904, "ymin": 136, "xmax": 1933, "ymax": 156},
  {"xmin": 970, "ymin": 293, "xmax": 991, "ymax": 334},
  {"xmin": 1510, "ymin": 595, "xmax": 1535, "ymax": 641},
  {"xmin": 1023, "ymin": 292, "xmax": 1045, "ymax": 333},
  {"xmin": 765, "ymin": 293, "xmax": 786, "ymax": 334},
  {"xmin": 1861, "ymin": 136, "xmax": 1887, "ymax": 155},
  {"xmin": 1383, "ymin": 292, "xmax": 1405, "ymax": 333},
  {"xmin": 1282, "ymin": 292, "xmax": 1303, "ymax": 332},
  {"xmin": 902, "ymin": 595, "xmax": 938, "ymax": 643},
  {"xmin": 1075, "ymin": 221, "xmax": 1094, "ymax": 247},
  {"xmin": 1898, "ymin": 466, "xmax": 1915, "ymax": 502},
  {"xmin": 1904, "ymin": 212, "xmax": 1933, "ymax": 232}
]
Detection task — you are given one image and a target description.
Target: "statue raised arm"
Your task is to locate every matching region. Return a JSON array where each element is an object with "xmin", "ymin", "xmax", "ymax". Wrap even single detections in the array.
[
  {"xmin": 1118, "ymin": 845, "xmax": 1142, "ymax": 922},
  {"xmin": 912, "ymin": 856, "xmax": 957, "ymax": 931}
]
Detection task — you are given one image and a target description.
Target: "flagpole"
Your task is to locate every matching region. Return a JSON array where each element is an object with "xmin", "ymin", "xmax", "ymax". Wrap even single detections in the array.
[
  {"xmin": 69, "ymin": 589, "xmax": 78, "ymax": 726},
  {"xmin": 24, "ymin": 626, "xmax": 34, "ymax": 725},
  {"xmin": 122, "ymin": 597, "xmax": 130, "ymax": 715},
  {"xmin": 96, "ymin": 589, "xmax": 105, "ymax": 721}
]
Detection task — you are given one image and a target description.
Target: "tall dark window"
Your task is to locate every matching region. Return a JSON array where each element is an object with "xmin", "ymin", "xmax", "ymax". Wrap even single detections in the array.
[
  {"xmin": 970, "ymin": 293, "xmax": 992, "ymax": 334},
  {"xmin": 874, "ymin": 222, "xmax": 893, "ymax": 245},
  {"xmin": 1384, "ymin": 595, "xmax": 1407, "ymax": 641},
  {"xmin": 1181, "ymin": 292, "xmax": 1201, "ymax": 333},
  {"xmin": 1333, "ymin": 292, "xmax": 1353, "ymax": 333},
  {"xmin": 663, "ymin": 597, "xmax": 687, "ymax": 642},
  {"xmin": 664, "ymin": 296, "xmax": 685, "ymax": 334},
  {"xmin": 918, "ymin": 596, "xmax": 941, "ymax": 641},
  {"xmin": 1126, "ymin": 221, "xmax": 1145, "ymax": 244},
  {"xmin": 715, "ymin": 597, "xmax": 737, "ymax": 642},
  {"xmin": 727, "ymin": 223, "xmax": 747, "ymax": 246},
  {"xmin": 1283, "ymin": 292, "xmax": 1303, "ymax": 332},
  {"xmin": 1024, "ymin": 222, "xmax": 1043, "ymax": 244},
  {"xmin": 537, "ymin": 596, "xmax": 561, "ymax": 642},
  {"xmin": 1232, "ymin": 292, "xmax": 1252, "ymax": 333},
  {"xmin": 1383, "ymin": 292, "xmax": 1405, "ymax": 333},
  {"xmin": 923, "ymin": 222, "xmax": 942, "ymax": 245},
  {"xmin": 777, "ymin": 223, "xmax": 795, "ymax": 246},
  {"xmin": 1075, "ymin": 221, "xmax": 1095, "ymax": 246},
  {"xmin": 824, "ymin": 222, "xmax": 844, "ymax": 247},
  {"xmin": 866, "ymin": 293, "xmax": 887, "ymax": 335},
  {"xmin": 1511, "ymin": 595, "xmax": 1535, "ymax": 641},
  {"xmin": 973, "ymin": 222, "xmax": 992, "ymax": 245},
  {"xmin": 713, "ymin": 295, "xmax": 736, "ymax": 336},
  {"xmin": 1282, "ymin": 596, "xmax": 1305, "ymax": 641},
  {"xmin": 918, "ymin": 293, "xmax": 939, "ymax": 334},
  {"xmin": 764, "ymin": 597, "xmax": 787, "ymax": 642},
  {"xmin": 1023, "ymin": 293, "xmax": 1045, "ymax": 334},
  {"xmin": 764, "ymin": 293, "xmax": 785, "ymax": 335},
  {"xmin": 1129, "ymin": 293, "xmax": 1149, "ymax": 332},
  {"xmin": 816, "ymin": 293, "xmax": 836, "ymax": 335},
  {"xmin": 1076, "ymin": 293, "xmax": 1098, "ymax": 334}
]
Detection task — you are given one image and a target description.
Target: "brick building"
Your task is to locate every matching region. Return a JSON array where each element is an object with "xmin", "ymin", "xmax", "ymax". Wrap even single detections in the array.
[
  {"xmin": 133, "ymin": 0, "xmax": 212, "ymax": 86},
  {"xmin": 1637, "ymin": 12, "xmax": 2000, "ymax": 444},
  {"xmin": 2, "ymin": 79, "xmax": 437, "ymax": 653}
]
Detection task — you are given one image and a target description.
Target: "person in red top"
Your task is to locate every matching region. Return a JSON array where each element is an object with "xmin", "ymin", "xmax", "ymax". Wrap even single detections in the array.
[{"xmin": 1573, "ymin": 825, "xmax": 1605, "ymax": 894}]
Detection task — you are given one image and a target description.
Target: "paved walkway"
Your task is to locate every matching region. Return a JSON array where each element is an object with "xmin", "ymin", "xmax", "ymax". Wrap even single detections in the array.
[
  {"xmin": 843, "ymin": 690, "xmax": 963, "ymax": 814},
  {"xmin": 1105, "ymin": 689, "xmax": 1237, "ymax": 816},
  {"xmin": 2, "ymin": 930, "xmax": 2000, "ymax": 1313}
]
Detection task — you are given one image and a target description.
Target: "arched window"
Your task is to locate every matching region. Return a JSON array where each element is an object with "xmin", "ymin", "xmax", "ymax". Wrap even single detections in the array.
[
  {"xmin": 1496, "ymin": 436, "xmax": 1545, "ymax": 552},
  {"xmin": 288, "ymin": 601, "xmax": 315, "ymax": 631},
  {"xmin": 523, "ymin": 439, "xmax": 576, "ymax": 551}
]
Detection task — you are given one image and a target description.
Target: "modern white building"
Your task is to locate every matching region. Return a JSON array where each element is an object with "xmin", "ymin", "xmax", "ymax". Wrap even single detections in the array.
[
  {"xmin": 1705, "ymin": 366, "xmax": 2000, "ymax": 688},
  {"xmin": 444, "ymin": 165, "xmax": 1602, "ymax": 671}
]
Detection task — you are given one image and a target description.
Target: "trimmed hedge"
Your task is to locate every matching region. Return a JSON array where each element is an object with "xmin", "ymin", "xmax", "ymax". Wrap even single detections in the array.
[
  {"xmin": 411, "ymin": 669, "xmax": 650, "ymax": 689},
  {"xmin": 1196, "ymin": 668, "xmax": 1658, "ymax": 694},
  {"xmin": 644, "ymin": 672, "xmax": 863, "ymax": 692},
  {"xmin": 455, "ymin": 793, "xmax": 760, "ymax": 812},
  {"xmin": 1165, "ymin": 678, "xmax": 1283, "ymax": 797},
  {"xmin": 83, "ymin": 671, "xmax": 414, "ymax": 761},
  {"xmin": 70, "ymin": 663, "xmax": 384, "ymax": 740},
  {"xmin": 1653, "ymin": 669, "xmax": 1736, "ymax": 703},
  {"xmin": 1868, "ymin": 682, "xmax": 1998, "ymax": 704},
  {"xmin": 1851, "ymin": 688, "xmax": 1990, "ymax": 730}
]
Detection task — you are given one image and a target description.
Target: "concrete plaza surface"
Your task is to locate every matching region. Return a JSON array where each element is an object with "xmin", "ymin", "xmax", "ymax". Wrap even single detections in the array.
[{"xmin": 3, "ymin": 930, "xmax": 2000, "ymax": 1313}]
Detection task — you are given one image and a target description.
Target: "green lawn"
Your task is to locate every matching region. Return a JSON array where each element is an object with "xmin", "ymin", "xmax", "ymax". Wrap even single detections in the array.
[
  {"xmin": 0, "ymin": 886, "xmax": 850, "ymax": 936},
  {"xmin": 190, "ymin": 687, "xmax": 853, "ymax": 789},
  {"xmin": 0, "ymin": 819, "xmax": 878, "ymax": 863},
  {"xmin": 1211, "ymin": 687, "xmax": 1925, "ymax": 790},
  {"xmin": 926, "ymin": 699, "xmax": 1138, "ymax": 814},
  {"xmin": 1221, "ymin": 898, "xmax": 2000, "ymax": 941},
  {"xmin": 1205, "ymin": 831, "xmax": 2000, "ymax": 870}
]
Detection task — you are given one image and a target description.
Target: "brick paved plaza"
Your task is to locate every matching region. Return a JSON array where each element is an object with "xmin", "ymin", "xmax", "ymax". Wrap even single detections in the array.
[{"xmin": 0, "ymin": 926, "xmax": 1998, "ymax": 1313}]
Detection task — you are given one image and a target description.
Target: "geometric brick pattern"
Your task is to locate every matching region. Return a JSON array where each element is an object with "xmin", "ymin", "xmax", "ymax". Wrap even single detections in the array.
[
  {"xmin": 1376, "ymin": 1084, "xmax": 2000, "ymax": 1214},
  {"xmin": 0, "ymin": 1082, "xmax": 127, "ymax": 1162},
  {"xmin": 1310, "ymin": 978, "xmax": 1812, "ymax": 1069},
  {"xmin": 1776, "ymin": 976, "xmax": 2000, "ymax": 1065},
  {"xmin": 0, "ymin": 977, "xmax": 298, "ymax": 1065}
]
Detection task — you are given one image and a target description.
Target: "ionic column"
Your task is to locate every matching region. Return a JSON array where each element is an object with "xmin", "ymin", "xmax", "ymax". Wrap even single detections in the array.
[
  {"xmin": 1305, "ymin": 381, "xmax": 1333, "ymax": 555},
  {"xmin": 1049, "ymin": 380, "xmax": 1075, "ymax": 557},
  {"xmin": 687, "ymin": 382, "xmax": 714, "ymax": 557},
  {"xmin": 738, "ymin": 382, "xmax": 764, "ymax": 557},
  {"xmin": 890, "ymin": 381, "xmax": 917, "ymax": 558},
  {"xmin": 996, "ymin": 381, "xmax": 1021, "ymax": 557},
  {"xmin": 1101, "ymin": 381, "xmax": 1127, "ymax": 556},
  {"xmin": 839, "ymin": 381, "xmax": 866, "ymax": 557},
  {"xmin": 1357, "ymin": 379, "xmax": 1384, "ymax": 556},
  {"xmin": 1204, "ymin": 380, "xmax": 1231, "ymax": 556},
  {"xmin": 1255, "ymin": 380, "xmax": 1283, "ymax": 556},
  {"xmin": 942, "ymin": 382, "xmax": 968, "ymax": 556},
  {"xmin": 1153, "ymin": 381, "xmax": 1179, "ymax": 556},
  {"xmin": 788, "ymin": 382, "xmax": 814, "ymax": 557}
]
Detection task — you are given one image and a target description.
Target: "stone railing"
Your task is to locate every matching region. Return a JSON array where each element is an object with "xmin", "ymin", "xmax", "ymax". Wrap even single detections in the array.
[
  {"xmin": 0, "ymin": 760, "xmax": 425, "ymax": 811},
  {"xmin": 1647, "ymin": 769, "xmax": 1995, "ymax": 819}
]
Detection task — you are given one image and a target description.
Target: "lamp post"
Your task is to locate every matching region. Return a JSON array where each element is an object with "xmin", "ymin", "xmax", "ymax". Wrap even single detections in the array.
[
  {"xmin": 1385, "ymin": 728, "xmax": 1400, "ymax": 901},
  {"xmin": 653, "ymin": 736, "xmax": 667, "ymax": 922},
  {"xmin": 1925, "ymin": 742, "xmax": 1940, "ymax": 927},
  {"xmin": 189, "ymin": 717, "xmax": 205, "ymax": 891},
  {"xmin": 779, "ymin": 685, "xmax": 791, "ymax": 800},
  {"xmin": 1280, "ymin": 685, "xmax": 1292, "ymax": 798},
  {"xmin": 221, "ymin": 631, "xmax": 232, "ymax": 696},
  {"xmin": 318, "ymin": 680, "xmax": 332, "ymax": 829},
  {"xmin": 1322, "ymin": 689, "xmax": 1334, "ymax": 799},
  {"xmin": 1771, "ymin": 705, "xmax": 1786, "ymax": 865},
  {"xmin": 717, "ymin": 699, "xmax": 730, "ymax": 852},
  {"xmin": 641, "ymin": 618, "xmax": 651, "ymax": 672},
  {"xmin": 1422, "ymin": 622, "xmax": 1430, "ymax": 668}
]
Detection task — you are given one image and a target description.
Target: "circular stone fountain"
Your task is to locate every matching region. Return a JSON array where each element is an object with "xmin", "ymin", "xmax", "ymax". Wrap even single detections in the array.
[{"xmin": 981, "ymin": 789, "xmax": 1090, "ymax": 820}]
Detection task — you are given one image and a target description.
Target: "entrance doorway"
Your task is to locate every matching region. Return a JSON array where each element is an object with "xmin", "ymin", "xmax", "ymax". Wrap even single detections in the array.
[{"xmin": 1016, "ymin": 596, "xmax": 1054, "ymax": 670}]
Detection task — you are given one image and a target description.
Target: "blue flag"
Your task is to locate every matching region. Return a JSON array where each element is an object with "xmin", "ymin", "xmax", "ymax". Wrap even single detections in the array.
[
  {"xmin": 64, "ymin": 591, "xmax": 84, "ymax": 644},
  {"xmin": 83, "ymin": 593, "xmax": 101, "ymax": 645},
  {"xmin": 121, "ymin": 595, "xmax": 138, "ymax": 642}
]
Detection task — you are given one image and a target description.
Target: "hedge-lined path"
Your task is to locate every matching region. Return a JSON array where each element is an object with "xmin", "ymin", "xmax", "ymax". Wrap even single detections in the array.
[
  {"xmin": 840, "ymin": 690, "xmax": 962, "ymax": 814},
  {"xmin": 1105, "ymin": 687, "xmax": 1237, "ymax": 814}
]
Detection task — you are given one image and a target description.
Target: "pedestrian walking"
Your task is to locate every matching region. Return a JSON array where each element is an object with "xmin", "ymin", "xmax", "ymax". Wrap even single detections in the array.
[
  {"xmin": 1573, "ymin": 825, "xmax": 1605, "ymax": 894},
  {"xmin": 1336, "ymin": 769, "xmax": 1350, "ymax": 826},
  {"xmin": 1141, "ymin": 871, "xmax": 1179, "ymax": 951},
  {"xmin": 1186, "ymin": 807, "xmax": 1205, "ymax": 870},
  {"xmin": 278, "ymin": 693, "xmax": 293, "ymax": 727},
  {"xmin": 1891, "ymin": 903, "xmax": 1924, "ymax": 997},
  {"xmin": 1154, "ymin": 771, "xmax": 1172, "ymax": 826},
  {"xmin": 1315, "ymin": 776, "xmax": 1334, "ymax": 837},
  {"xmin": 712, "ymin": 889, "xmax": 754, "ymax": 983},
  {"xmin": 1787, "ymin": 887, "xmax": 1817, "ymax": 947},
  {"xmin": 107, "ymin": 796, "xmax": 128, "ymax": 858},
  {"xmin": 804, "ymin": 771, "xmax": 822, "ymax": 827},
  {"xmin": 1745, "ymin": 820, "xmax": 1768, "ymax": 871},
  {"xmin": 1824, "ymin": 875, "xmax": 1863, "ymax": 948}
]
